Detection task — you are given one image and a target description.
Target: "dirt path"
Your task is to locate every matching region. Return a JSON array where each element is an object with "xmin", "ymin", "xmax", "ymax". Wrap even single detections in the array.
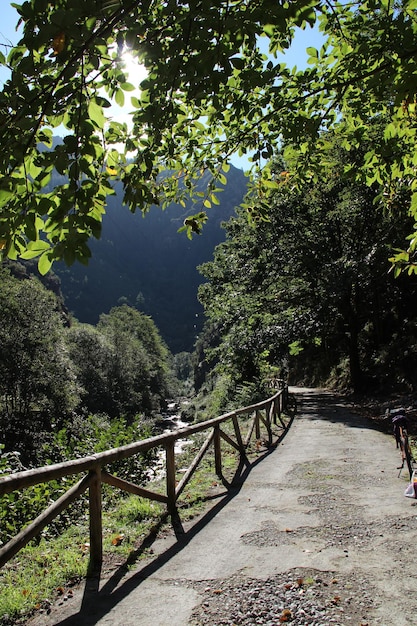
[{"xmin": 27, "ymin": 388, "xmax": 417, "ymax": 625}]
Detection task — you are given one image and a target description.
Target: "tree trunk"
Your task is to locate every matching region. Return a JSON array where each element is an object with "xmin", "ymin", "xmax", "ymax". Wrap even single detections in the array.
[{"xmin": 346, "ymin": 283, "xmax": 363, "ymax": 393}]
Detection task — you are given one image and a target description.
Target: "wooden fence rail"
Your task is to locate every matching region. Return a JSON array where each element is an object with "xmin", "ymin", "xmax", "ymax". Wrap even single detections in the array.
[{"xmin": 0, "ymin": 382, "xmax": 293, "ymax": 574}]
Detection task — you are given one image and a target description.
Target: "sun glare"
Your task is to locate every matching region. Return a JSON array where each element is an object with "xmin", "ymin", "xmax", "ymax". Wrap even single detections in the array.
[
  {"xmin": 121, "ymin": 50, "xmax": 148, "ymax": 88},
  {"xmin": 106, "ymin": 49, "xmax": 148, "ymax": 133}
]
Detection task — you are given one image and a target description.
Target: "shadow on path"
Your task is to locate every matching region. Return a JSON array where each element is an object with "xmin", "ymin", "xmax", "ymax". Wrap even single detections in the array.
[
  {"xmin": 49, "ymin": 423, "xmax": 294, "ymax": 626},
  {"xmin": 32, "ymin": 391, "xmax": 391, "ymax": 626},
  {"xmin": 294, "ymin": 388, "xmax": 387, "ymax": 432}
]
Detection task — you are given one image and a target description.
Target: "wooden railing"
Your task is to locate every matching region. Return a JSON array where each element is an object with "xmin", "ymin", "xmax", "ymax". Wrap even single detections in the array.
[{"xmin": 0, "ymin": 383, "xmax": 293, "ymax": 574}]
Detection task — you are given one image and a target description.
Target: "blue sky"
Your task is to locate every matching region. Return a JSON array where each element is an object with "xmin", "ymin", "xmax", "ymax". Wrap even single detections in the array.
[
  {"xmin": 0, "ymin": 3, "xmax": 20, "ymax": 85},
  {"xmin": 1, "ymin": 3, "xmax": 20, "ymax": 47}
]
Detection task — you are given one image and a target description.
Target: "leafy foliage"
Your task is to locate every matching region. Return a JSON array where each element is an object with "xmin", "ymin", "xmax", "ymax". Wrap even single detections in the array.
[
  {"xmin": 0, "ymin": 1, "xmax": 416, "ymax": 271},
  {"xmin": 0, "ymin": 267, "xmax": 79, "ymax": 461},
  {"xmin": 0, "ymin": 411, "xmax": 156, "ymax": 548},
  {"xmin": 0, "ymin": 268, "xmax": 175, "ymax": 466},
  {"xmin": 198, "ymin": 132, "xmax": 417, "ymax": 393},
  {"xmin": 0, "ymin": 443, "xmax": 75, "ymax": 547},
  {"xmin": 96, "ymin": 304, "xmax": 172, "ymax": 417},
  {"xmin": 66, "ymin": 324, "xmax": 115, "ymax": 416}
]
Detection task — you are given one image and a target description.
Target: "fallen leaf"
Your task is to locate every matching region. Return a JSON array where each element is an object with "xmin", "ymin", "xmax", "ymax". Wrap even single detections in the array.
[
  {"xmin": 111, "ymin": 533, "xmax": 125, "ymax": 546},
  {"xmin": 279, "ymin": 608, "xmax": 292, "ymax": 622}
]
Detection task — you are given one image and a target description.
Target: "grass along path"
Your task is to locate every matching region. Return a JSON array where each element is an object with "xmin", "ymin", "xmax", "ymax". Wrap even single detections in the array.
[{"xmin": 0, "ymin": 412, "xmax": 289, "ymax": 625}]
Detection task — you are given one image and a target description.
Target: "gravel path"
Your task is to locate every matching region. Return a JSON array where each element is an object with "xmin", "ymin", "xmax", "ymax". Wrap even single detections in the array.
[
  {"xmin": 27, "ymin": 388, "xmax": 417, "ymax": 626},
  {"xmin": 187, "ymin": 568, "xmax": 374, "ymax": 625}
]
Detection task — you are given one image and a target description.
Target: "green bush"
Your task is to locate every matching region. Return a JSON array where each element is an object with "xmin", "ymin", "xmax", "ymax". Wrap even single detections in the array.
[
  {"xmin": 0, "ymin": 414, "xmax": 157, "ymax": 547},
  {"xmin": 0, "ymin": 444, "xmax": 72, "ymax": 546}
]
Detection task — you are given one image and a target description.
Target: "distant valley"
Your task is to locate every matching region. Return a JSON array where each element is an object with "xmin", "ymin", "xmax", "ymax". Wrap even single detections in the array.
[{"xmin": 55, "ymin": 166, "xmax": 248, "ymax": 353}]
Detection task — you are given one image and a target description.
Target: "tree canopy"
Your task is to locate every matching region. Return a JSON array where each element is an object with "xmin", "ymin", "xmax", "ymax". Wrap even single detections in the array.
[
  {"xmin": 0, "ymin": 0, "xmax": 417, "ymax": 272},
  {"xmin": 0, "ymin": 266, "xmax": 79, "ymax": 458},
  {"xmin": 197, "ymin": 131, "xmax": 417, "ymax": 394}
]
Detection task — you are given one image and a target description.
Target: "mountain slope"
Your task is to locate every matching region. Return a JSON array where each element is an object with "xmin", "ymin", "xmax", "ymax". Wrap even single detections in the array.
[{"xmin": 56, "ymin": 166, "xmax": 248, "ymax": 352}]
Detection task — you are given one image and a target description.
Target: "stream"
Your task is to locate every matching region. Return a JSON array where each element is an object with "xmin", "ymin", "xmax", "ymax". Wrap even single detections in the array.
[{"xmin": 149, "ymin": 400, "xmax": 193, "ymax": 479}]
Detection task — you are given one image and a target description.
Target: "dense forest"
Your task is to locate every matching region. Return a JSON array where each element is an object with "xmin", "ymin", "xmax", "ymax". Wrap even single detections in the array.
[
  {"xmin": 194, "ymin": 129, "xmax": 417, "ymax": 405},
  {"xmin": 0, "ymin": 262, "xmax": 176, "ymax": 467}
]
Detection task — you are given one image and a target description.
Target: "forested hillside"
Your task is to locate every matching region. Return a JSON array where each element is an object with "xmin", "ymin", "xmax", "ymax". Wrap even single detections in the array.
[
  {"xmin": 55, "ymin": 166, "xmax": 248, "ymax": 353},
  {"xmin": 0, "ymin": 265, "xmax": 175, "ymax": 467},
  {"xmin": 195, "ymin": 131, "xmax": 417, "ymax": 403}
]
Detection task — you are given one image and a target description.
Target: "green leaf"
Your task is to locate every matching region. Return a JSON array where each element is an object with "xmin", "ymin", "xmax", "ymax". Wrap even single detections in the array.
[
  {"xmin": 115, "ymin": 89, "xmax": 125, "ymax": 107},
  {"xmin": 262, "ymin": 24, "xmax": 275, "ymax": 38},
  {"xmin": 230, "ymin": 57, "xmax": 245, "ymax": 70},
  {"xmin": 20, "ymin": 240, "xmax": 50, "ymax": 259},
  {"xmin": 88, "ymin": 100, "xmax": 105, "ymax": 129},
  {"xmin": 306, "ymin": 47, "xmax": 318, "ymax": 58},
  {"xmin": 262, "ymin": 180, "xmax": 280, "ymax": 189},
  {"xmin": 37, "ymin": 250, "xmax": 53, "ymax": 275},
  {"xmin": 0, "ymin": 189, "xmax": 14, "ymax": 208}
]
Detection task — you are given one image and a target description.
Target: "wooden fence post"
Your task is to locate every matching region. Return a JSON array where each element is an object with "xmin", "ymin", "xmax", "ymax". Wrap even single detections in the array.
[
  {"xmin": 232, "ymin": 414, "xmax": 245, "ymax": 457},
  {"xmin": 88, "ymin": 465, "xmax": 102, "ymax": 576},
  {"xmin": 266, "ymin": 403, "xmax": 273, "ymax": 445},
  {"xmin": 166, "ymin": 440, "xmax": 176, "ymax": 515},
  {"xmin": 214, "ymin": 425, "xmax": 222, "ymax": 478},
  {"xmin": 255, "ymin": 410, "xmax": 261, "ymax": 440},
  {"xmin": 272, "ymin": 398, "xmax": 277, "ymax": 425}
]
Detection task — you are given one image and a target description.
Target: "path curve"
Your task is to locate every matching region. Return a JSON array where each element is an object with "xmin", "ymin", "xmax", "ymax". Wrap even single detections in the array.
[{"xmin": 27, "ymin": 388, "xmax": 417, "ymax": 625}]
